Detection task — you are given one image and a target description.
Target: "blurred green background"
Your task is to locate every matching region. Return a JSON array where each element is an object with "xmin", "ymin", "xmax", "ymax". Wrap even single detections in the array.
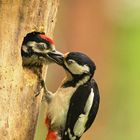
[{"xmin": 35, "ymin": 0, "xmax": 140, "ymax": 140}]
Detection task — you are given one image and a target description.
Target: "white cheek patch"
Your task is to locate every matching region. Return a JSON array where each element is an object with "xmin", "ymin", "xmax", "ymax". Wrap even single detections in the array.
[
  {"xmin": 22, "ymin": 45, "xmax": 28, "ymax": 52},
  {"xmin": 65, "ymin": 61, "xmax": 90, "ymax": 75},
  {"xmin": 73, "ymin": 88, "xmax": 94, "ymax": 137},
  {"xmin": 27, "ymin": 41, "xmax": 37, "ymax": 47}
]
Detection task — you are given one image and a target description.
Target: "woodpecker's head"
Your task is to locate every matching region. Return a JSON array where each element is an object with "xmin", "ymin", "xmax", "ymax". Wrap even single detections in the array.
[
  {"xmin": 21, "ymin": 31, "xmax": 62, "ymax": 66},
  {"xmin": 49, "ymin": 51, "xmax": 96, "ymax": 81},
  {"xmin": 63, "ymin": 52, "xmax": 96, "ymax": 78}
]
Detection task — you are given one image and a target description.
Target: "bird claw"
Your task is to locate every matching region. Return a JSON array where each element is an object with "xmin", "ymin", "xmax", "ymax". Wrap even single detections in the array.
[{"xmin": 34, "ymin": 79, "xmax": 45, "ymax": 97}]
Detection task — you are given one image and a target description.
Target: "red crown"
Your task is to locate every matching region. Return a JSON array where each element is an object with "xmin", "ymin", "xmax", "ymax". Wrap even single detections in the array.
[{"xmin": 39, "ymin": 34, "xmax": 55, "ymax": 45}]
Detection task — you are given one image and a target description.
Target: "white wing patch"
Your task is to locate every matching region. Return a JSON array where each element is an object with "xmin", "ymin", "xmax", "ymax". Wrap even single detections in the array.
[
  {"xmin": 67, "ymin": 128, "xmax": 76, "ymax": 140},
  {"xmin": 73, "ymin": 88, "xmax": 94, "ymax": 137}
]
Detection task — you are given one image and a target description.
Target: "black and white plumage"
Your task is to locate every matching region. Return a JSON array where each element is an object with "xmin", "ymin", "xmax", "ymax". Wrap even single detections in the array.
[
  {"xmin": 21, "ymin": 31, "xmax": 62, "ymax": 67},
  {"xmin": 46, "ymin": 52, "xmax": 100, "ymax": 140},
  {"xmin": 21, "ymin": 31, "xmax": 63, "ymax": 96}
]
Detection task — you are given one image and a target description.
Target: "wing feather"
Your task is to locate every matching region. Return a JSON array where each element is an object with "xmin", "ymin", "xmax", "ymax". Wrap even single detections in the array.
[{"xmin": 62, "ymin": 79, "xmax": 100, "ymax": 140}]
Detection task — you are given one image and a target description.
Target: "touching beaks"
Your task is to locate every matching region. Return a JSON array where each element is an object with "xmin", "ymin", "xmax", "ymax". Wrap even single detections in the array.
[{"xmin": 47, "ymin": 51, "xmax": 64, "ymax": 65}]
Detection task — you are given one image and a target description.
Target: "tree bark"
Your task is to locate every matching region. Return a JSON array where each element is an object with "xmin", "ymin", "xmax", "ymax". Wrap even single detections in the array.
[{"xmin": 0, "ymin": 0, "xmax": 59, "ymax": 140}]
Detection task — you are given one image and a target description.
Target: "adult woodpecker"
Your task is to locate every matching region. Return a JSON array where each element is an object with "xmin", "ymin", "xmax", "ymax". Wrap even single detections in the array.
[
  {"xmin": 45, "ymin": 52, "xmax": 100, "ymax": 140},
  {"xmin": 21, "ymin": 31, "xmax": 63, "ymax": 96}
]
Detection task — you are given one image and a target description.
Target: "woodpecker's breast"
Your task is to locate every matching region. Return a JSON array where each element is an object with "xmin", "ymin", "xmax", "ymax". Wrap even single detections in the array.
[{"xmin": 47, "ymin": 86, "xmax": 76, "ymax": 130}]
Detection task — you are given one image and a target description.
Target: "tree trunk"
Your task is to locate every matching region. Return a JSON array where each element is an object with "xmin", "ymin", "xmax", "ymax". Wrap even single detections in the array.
[{"xmin": 0, "ymin": 0, "xmax": 59, "ymax": 140}]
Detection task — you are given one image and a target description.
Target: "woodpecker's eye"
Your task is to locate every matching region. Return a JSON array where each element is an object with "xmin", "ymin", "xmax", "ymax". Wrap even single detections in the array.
[
  {"xmin": 37, "ymin": 43, "xmax": 47, "ymax": 50},
  {"xmin": 67, "ymin": 59, "xmax": 74, "ymax": 65}
]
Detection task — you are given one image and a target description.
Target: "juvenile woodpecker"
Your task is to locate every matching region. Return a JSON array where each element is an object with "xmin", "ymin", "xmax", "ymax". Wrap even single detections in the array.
[
  {"xmin": 21, "ymin": 31, "xmax": 63, "ymax": 96},
  {"xmin": 45, "ymin": 52, "xmax": 100, "ymax": 140}
]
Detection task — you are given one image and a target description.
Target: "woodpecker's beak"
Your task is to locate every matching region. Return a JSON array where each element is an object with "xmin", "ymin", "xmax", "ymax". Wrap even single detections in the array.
[{"xmin": 47, "ymin": 51, "xmax": 64, "ymax": 65}]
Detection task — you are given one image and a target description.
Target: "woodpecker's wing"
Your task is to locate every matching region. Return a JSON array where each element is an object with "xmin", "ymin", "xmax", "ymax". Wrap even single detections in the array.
[{"xmin": 62, "ymin": 79, "xmax": 100, "ymax": 140}]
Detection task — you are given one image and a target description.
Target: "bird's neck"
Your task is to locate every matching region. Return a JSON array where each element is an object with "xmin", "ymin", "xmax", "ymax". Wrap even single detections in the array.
[{"xmin": 62, "ymin": 72, "xmax": 90, "ymax": 88}]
